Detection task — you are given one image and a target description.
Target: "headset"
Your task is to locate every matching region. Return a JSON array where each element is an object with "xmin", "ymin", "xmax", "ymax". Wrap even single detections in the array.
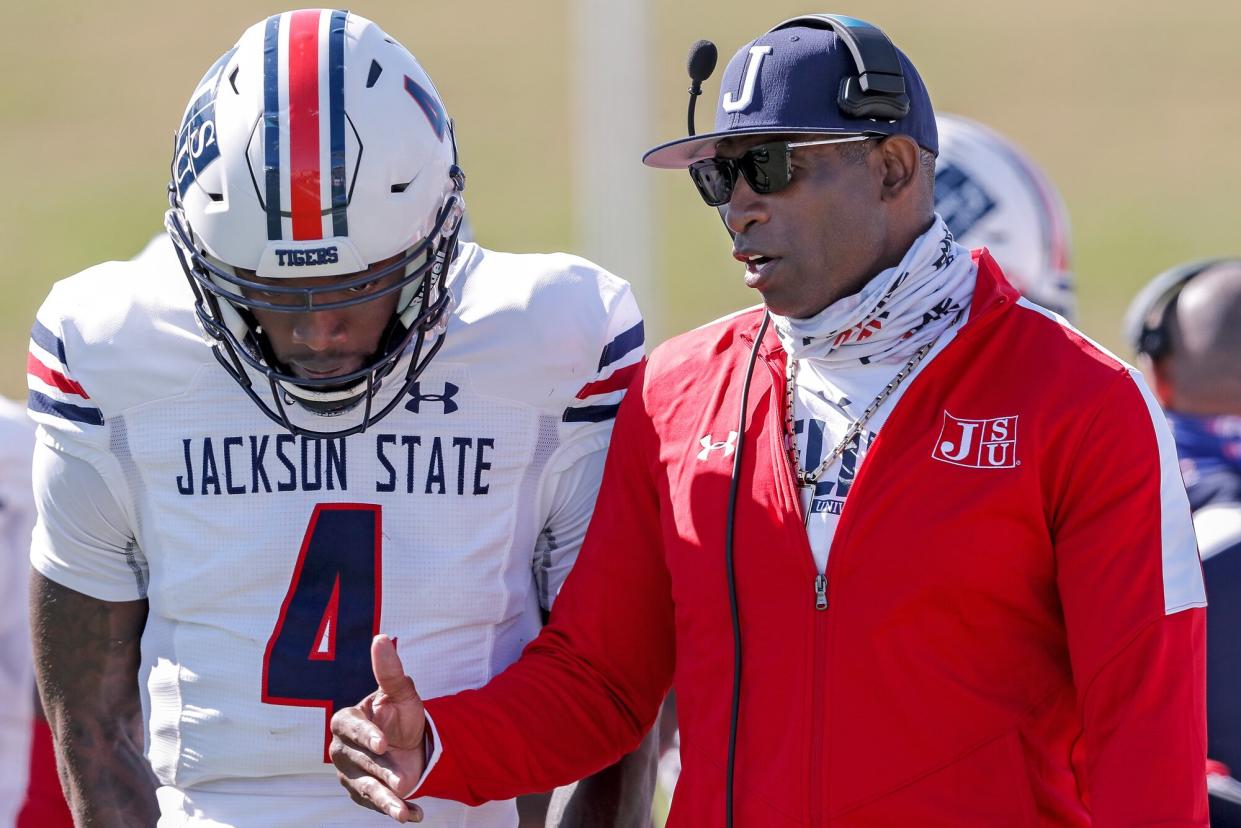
[
  {"xmin": 1125, "ymin": 259, "xmax": 1233, "ymax": 360},
  {"xmin": 766, "ymin": 14, "xmax": 910, "ymax": 120},
  {"xmin": 681, "ymin": 16, "xmax": 908, "ymax": 826}
]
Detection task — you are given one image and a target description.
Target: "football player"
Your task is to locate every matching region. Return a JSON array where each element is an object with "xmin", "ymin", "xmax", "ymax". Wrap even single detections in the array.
[
  {"xmin": 27, "ymin": 10, "xmax": 648, "ymax": 826},
  {"xmin": 934, "ymin": 114, "xmax": 1075, "ymax": 320}
]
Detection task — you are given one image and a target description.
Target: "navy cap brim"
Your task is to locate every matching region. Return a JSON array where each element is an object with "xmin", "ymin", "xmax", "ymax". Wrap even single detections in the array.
[{"xmin": 642, "ymin": 125, "xmax": 884, "ymax": 169}]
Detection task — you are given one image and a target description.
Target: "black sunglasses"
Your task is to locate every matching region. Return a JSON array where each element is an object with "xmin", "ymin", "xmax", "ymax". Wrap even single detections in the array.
[{"xmin": 688, "ymin": 135, "xmax": 873, "ymax": 207}]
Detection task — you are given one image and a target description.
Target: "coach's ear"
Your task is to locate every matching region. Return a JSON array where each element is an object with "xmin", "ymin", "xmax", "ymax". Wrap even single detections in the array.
[{"xmin": 877, "ymin": 135, "xmax": 920, "ymax": 202}]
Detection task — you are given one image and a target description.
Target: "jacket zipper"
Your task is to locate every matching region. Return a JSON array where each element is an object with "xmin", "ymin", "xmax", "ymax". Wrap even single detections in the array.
[
  {"xmin": 762, "ymin": 351, "xmax": 834, "ymax": 825},
  {"xmin": 754, "ymin": 281, "xmax": 1016, "ymax": 826}
]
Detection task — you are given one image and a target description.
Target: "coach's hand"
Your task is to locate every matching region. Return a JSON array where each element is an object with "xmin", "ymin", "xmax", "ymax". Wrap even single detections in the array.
[{"xmin": 330, "ymin": 634, "xmax": 427, "ymax": 823}]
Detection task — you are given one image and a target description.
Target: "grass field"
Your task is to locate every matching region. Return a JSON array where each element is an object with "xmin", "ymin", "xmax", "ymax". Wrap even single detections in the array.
[{"xmin": 3, "ymin": 0, "xmax": 1240, "ymax": 401}]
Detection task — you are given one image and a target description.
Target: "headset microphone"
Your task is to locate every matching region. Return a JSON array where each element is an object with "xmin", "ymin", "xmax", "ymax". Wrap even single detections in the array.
[
  {"xmin": 684, "ymin": 39, "xmax": 735, "ymax": 239},
  {"xmin": 686, "ymin": 39, "xmax": 718, "ymax": 137}
]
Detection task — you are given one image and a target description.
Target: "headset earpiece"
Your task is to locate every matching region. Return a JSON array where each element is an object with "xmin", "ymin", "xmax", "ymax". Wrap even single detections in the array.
[
  {"xmin": 1127, "ymin": 259, "xmax": 1230, "ymax": 360},
  {"xmin": 767, "ymin": 14, "xmax": 910, "ymax": 121}
]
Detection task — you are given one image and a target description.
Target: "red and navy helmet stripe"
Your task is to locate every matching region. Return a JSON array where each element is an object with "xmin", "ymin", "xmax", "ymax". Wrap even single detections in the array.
[
  {"xmin": 287, "ymin": 9, "xmax": 323, "ymax": 240},
  {"xmin": 260, "ymin": 10, "xmax": 351, "ymax": 243},
  {"xmin": 262, "ymin": 14, "xmax": 283, "ymax": 241},
  {"xmin": 327, "ymin": 9, "xmax": 349, "ymax": 237}
]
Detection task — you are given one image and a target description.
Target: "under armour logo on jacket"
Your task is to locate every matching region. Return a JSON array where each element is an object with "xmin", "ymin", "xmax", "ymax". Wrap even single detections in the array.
[
  {"xmin": 405, "ymin": 382, "xmax": 460, "ymax": 414},
  {"xmin": 697, "ymin": 432, "xmax": 739, "ymax": 461}
]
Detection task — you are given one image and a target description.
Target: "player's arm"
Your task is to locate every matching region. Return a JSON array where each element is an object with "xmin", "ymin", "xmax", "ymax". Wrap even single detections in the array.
[
  {"xmin": 28, "ymin": 438, "xmax": 159, "ymax": 826},
  {"xmin": 31, "ymin": 572, "xmax": 157, "ymax": 826},
  {"xmin": 1055, "ymin": 370, "xmax": 1208, "ymax": 826}
]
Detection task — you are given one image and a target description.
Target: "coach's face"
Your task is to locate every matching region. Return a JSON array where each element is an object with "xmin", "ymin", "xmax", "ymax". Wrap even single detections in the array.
[{"xmin": 720, "ymin": 134, "xmax": 919, "ymax": 320}]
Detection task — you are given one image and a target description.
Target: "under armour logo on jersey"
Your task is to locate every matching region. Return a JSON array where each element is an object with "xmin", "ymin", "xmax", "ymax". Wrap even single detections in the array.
[
  {"xmin": 697, "ymin": 432, "xmax": 739, "ymax": 461},
  {"xmin": 932, "ymin": 412, "xmax": 1019, "ymax": 468},
  {"xmin": 722, "ymin": 46, "xmax": 772, "ymax": 113},
  {"xmin": 405, "ymin": 382, "xmax": 459, "ymax": 414}
]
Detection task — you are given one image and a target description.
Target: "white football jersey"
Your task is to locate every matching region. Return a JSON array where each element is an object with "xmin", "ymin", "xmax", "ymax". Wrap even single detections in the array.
[
  {"xmin": 28, "ymin": 239, "xmax": 643, "ymax": 827},
  {"xmin": 0, "ymin": 397, "xmax": 34, "ymax": 828}
]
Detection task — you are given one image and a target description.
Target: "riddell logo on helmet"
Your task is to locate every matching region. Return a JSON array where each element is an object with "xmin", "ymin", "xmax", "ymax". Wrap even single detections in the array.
[
  {"xmin": 931, "ymin": 412, "xmax": 1019, "ymax": 468},
  {"xmin": 275, "ymin": 247, "xmax": 340, "ymax": 267}
]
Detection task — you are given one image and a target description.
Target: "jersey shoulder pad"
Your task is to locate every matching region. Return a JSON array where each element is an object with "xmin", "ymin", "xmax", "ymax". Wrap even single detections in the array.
[
  {"xmin": 27, "ymin": 255, "xmax": 208, "ymax": 441},
  {"xmin": 449, "ymin": 244, "xmax": 645, "ymax": 424}
]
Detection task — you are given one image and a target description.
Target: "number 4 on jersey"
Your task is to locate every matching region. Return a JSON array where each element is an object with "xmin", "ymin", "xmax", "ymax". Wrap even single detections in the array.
[{"xmin": 262, "ymin": 503, "xmax": 382, "ymax": 761}]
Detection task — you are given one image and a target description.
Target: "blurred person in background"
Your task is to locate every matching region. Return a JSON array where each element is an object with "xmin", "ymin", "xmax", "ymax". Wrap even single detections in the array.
[
  {"xmin": 0, "ymin": 398, "xmax": 34, "ymax": 826},
  {"xmin": 934, "ymin": 113, "xmax": 1074, "ymax": 320},
  {"xmin": 26, "ymin": 9, "xmax": 651, "ymax": 827},
  {"xmin": 0, "ymin": 401, "xmax": 72, "ymax": 828},
  {"xmin": 1127, "ymin": 259, "xmax": 1241, "ymax": 826},
  {"xmin": 330, "ymin": 14, "xmax": 1207, "ymax": 826}
]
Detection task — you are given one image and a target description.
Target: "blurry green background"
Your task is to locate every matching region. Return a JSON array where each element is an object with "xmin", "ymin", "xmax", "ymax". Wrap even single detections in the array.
[{"xmin": 3, "ymin": 1, "xmax": 1239, "ymax": 400}]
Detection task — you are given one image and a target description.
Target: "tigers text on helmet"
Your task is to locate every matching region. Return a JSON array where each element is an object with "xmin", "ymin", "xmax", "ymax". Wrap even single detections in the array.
[
  {"xmin": 166, "ymin": 9, "xmax": 466, "ymax": 437},
  {"xmin": 933, "ymin": 114, "xmax": 1074, "ymax": 320}
]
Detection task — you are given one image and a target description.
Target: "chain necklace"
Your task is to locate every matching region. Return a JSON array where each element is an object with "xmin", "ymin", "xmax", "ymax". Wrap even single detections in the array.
[{"xmin": 785, "ymin": 342, "xmax": 933, "ymax": 488}]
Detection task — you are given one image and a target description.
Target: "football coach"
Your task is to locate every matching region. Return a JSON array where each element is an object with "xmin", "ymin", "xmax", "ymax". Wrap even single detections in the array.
[{"xmin": 330, "ymin": 14, "xmax": 1208, "ymax": 826}]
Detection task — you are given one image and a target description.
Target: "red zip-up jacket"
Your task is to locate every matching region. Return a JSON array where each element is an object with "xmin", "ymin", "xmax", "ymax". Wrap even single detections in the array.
[{"xmin": 418, "ymin": 253, "xmax": 1208, "ymax": 826}]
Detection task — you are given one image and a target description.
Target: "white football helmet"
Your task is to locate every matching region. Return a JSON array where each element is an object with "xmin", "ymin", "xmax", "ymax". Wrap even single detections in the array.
[
  {"xmin": 166, "ymin": 9, "xmax": 465, "ymax": 436},
  {"xmin": 934, "ymin": 114, "xmax": 1074, "ymax": 320}
]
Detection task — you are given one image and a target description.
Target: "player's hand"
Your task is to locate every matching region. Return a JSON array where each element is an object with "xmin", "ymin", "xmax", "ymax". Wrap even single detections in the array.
[{"xmin": 330, "ymin": 634, "xmax": 428, "ymax": 823}]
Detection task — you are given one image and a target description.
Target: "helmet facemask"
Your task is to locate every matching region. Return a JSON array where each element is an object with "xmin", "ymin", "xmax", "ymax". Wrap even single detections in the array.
[{"xmin": 167, "ymin": 166, "xmax": 465, "ymax": 438}]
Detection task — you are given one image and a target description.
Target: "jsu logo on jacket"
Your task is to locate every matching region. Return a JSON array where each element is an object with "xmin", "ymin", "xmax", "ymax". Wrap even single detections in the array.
[{"xmin": 932, "ymin": 411, "xmax": 1019, "ymax": 468}]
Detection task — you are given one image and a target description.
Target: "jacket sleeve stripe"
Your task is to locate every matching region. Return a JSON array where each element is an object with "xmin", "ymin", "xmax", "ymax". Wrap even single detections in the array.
[
  {"xmin": 1127, "ymin": 367, "xmax": 1207, "ymax": 615},
  {"xmin": 27, "ymin": 390, "xmax": 104, "ymax": 427}
]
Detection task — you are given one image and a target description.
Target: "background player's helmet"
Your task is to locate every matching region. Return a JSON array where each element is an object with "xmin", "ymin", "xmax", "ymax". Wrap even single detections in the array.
[
  {"xmin": 166, "ymin": 9, "xmax": 465, "ymax": 437},
  {"xmin": 934, "ymin": 114, "xmax": 1074, "ymax": 320}
]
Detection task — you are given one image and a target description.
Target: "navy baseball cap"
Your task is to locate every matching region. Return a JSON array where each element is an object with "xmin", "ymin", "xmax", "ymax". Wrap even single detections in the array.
[{"xmin": 643, "ymin": 16, "xmax": 937, "ymax": 169}]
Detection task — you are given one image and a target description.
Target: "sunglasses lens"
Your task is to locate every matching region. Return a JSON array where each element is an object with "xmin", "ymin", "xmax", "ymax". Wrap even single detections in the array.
[
  {"xmin": 739, "ymin": 143, "xmax": 789, "ymax": 195},
  {"xmin": 689, "ymin": 159, "xmax": 736, "ymax": 207}
]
